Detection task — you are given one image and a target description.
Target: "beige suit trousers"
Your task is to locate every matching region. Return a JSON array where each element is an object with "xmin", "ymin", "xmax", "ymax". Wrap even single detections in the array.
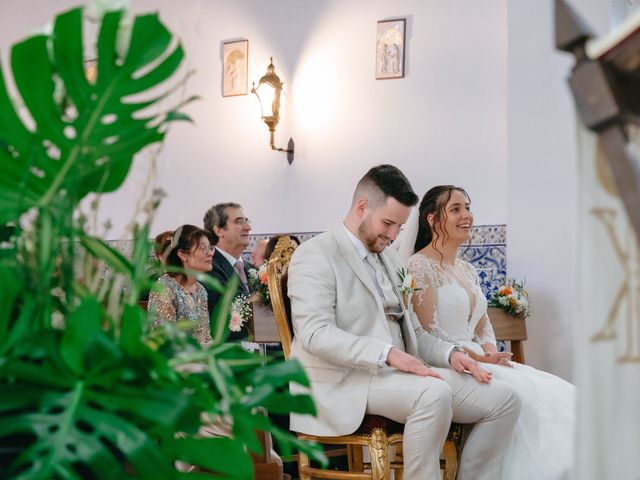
[{"xmin": 367, "ymin": 367, "xmax": 521, "ymax": 479}]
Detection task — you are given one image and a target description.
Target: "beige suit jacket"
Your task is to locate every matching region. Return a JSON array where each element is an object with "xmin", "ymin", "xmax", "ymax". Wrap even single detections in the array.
[{"xmin": 288, "ymin": 226, "xmax": 453, "ymax": 436}]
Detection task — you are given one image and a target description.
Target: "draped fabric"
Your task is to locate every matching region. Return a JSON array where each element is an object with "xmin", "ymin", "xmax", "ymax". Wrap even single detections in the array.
[
  {"xmin": 408, "ymin": 253, "xmax": 574, "ymax": 479},
  {"xmin": 574, "ymin": 125, "xmax": 640, "ymax": 479}
]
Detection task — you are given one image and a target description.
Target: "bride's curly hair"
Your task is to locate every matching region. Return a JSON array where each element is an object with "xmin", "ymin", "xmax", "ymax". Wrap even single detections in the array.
[{"xmin": 414, "ymin": 185, "xmax": 471, "ymax": 260}]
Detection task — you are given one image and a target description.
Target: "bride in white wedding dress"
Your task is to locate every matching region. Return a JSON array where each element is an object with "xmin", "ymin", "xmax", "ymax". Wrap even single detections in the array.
[{"xmin": 397, "ymin": 185, "xmax": 574, "ymax": 480}]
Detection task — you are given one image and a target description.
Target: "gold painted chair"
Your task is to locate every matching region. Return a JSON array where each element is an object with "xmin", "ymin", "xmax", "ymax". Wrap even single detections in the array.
[{"xmin": 266, "ymin": 236, "xmax": 460, "ymax": 480}]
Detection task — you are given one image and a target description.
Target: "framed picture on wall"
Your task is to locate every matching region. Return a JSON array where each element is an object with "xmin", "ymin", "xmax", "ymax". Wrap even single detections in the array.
[
  {"xmin": 375, "ymin": 18, "xmax": 406, "ymax": 80},
  {"xmin": 222, "ymin": 39, "xmax": 248, "ymax": 97}
]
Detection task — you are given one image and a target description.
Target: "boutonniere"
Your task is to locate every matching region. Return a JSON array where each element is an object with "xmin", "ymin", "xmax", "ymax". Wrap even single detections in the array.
[{"xmin": 397, "ymin": 268, "xmax": 420, "ymax": 309}]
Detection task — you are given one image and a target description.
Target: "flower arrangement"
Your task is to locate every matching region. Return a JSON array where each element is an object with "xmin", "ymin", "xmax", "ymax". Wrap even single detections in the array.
[
  {"xmin": 248, "ymin": 263, "xmax": 271, "ymax": 309},
  {"xmin": 230, "ymin": 294, "xmax": 252, "ymax": 332},
  {"xmin": 489, "ymin": 278, "xmax": 530, "ymax": 317}
]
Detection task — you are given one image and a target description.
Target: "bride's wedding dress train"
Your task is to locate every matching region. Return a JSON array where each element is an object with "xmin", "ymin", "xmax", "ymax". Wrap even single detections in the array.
[{"xmin": 407, "ymin": 253, "xmax": 574, "ymax": 480}]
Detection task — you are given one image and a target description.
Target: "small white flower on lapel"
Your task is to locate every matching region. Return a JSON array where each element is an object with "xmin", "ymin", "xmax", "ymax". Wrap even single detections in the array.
[{"xmin": 397, "ymin": 268, "xmax": 418, "ymax": 308}]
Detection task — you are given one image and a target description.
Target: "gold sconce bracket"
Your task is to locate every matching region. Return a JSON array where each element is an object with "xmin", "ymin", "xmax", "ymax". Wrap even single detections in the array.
[{"xmin": 252, "ymin": 58, "xmax": 295, "ymax": 164}]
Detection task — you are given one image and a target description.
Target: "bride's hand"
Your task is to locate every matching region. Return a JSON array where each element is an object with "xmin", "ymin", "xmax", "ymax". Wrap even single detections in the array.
[
  {"xmin": 496, "ymin": 355, "xmax": 513, "ymax": 367},
  {"xmin": 451, "ymin": 352, "xmax": 492, "ymax": 383},
  {"xmin": 481, "ymin": 351, "xmax": 513, "ymax": 365}
]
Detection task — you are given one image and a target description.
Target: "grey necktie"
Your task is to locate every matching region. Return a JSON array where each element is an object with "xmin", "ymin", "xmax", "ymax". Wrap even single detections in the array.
[
  {"xmin": 365, "ymin": 253, "xmax": 402, "ymax": 312},
  {"xmin": 234, "ymin": 260, "xmax": 248, "ymax": 290},
  {"xmin": 365, "ymin": 252, "xmax": 405, "ymax": 350}
]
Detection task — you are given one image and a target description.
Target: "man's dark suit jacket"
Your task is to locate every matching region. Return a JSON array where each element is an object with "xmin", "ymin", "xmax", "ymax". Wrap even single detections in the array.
[{"xmin": 205, "ymin": 252, "xmax": 255, "ymax": 341}]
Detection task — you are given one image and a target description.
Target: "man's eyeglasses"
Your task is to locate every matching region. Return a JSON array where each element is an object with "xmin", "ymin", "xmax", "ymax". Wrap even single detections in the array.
[{"xmin": 232, "ymin": 217, "xmax": 251, "ymax": 226}]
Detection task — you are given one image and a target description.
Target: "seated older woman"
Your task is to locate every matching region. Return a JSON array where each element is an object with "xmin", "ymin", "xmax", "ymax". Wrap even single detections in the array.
[{"xmin": 148, "ymin": 224, "xmax": 214, "ymax": 344}]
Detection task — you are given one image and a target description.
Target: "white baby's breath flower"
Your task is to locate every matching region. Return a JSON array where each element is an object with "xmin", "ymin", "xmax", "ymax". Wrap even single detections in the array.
[{"xmin": 230, "ymin": 294, "xmax": 252, "ymax": 332}]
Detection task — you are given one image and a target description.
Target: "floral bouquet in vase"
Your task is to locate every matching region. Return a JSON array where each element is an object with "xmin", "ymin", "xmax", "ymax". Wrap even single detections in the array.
[{"xmin": 489, "ymin": 278, "xmax": 530, "ymax": 317}]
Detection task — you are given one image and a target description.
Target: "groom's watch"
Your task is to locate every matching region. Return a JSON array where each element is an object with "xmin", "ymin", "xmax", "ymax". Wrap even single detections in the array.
[{"xmin": 448, "ymin": 346, "xmax": 467, "ymax": 365}]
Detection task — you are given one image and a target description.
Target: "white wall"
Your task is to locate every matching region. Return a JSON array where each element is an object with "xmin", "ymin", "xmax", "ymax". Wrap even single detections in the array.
[
  {"xmin": 4, "ymin": 0, "xmax": 619, "ymax": 378},
  {"xmin": 506, "ymin": 0, "xmax": 611, "ymax": 379},
  {"xmin": 0, "ymin": 0, "xmax": 509, "ymax": 237}
]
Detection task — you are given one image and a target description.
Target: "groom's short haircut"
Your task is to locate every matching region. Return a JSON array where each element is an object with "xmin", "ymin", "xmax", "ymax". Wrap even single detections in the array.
[{"xmin": 353, "ymin": 164, "xmax": 419, "ymax": 208}]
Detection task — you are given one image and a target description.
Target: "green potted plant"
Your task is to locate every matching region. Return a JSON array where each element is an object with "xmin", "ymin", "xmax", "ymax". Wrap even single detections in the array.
[{"xmin": 0, "ymin": 5, "xmax": 324, "ymax": 478}]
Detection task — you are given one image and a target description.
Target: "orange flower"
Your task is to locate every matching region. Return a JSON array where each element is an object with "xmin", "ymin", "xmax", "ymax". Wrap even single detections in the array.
[
  {"xmin": 259, "ymin": 269, "xmax": 268, "ymax": 285},
  {"xmin": 499, "ymin": 286, "xmax": 512, "ymax": 296}
]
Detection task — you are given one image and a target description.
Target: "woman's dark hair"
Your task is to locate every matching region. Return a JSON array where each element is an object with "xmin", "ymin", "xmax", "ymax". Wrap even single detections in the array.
[
  {"xmin": 415, "ymin": 186, "xmax": 471, "ymax": 259},
  {"xmin": 265, "ymin": 234, "xmax": 301, "ymax": 261},
  {"xmin": 165, "ymin": 224, "xmax": 209, "ymax": 282}
]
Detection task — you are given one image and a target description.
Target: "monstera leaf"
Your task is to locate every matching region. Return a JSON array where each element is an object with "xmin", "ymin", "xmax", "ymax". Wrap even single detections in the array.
[
  {"xmin": 0, "ymin": 297, "xmax": 250, "ymax": 479},
  {"xmin": 0, "ymin": 295, "xmax": 324, "ymax": 479},
  {"xmin": 0, "ymin": 6, "xmax": 188, "ymax": 225}
]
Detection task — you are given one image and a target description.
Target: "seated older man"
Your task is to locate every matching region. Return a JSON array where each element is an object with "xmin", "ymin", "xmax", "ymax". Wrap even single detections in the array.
[{"xmin": 203, "ymin": 202, "xmax": 255, "ymax": 340}]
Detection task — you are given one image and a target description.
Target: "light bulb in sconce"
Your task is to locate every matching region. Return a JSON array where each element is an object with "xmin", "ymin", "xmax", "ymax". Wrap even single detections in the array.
[{"xmin": 251, "ymin": 57, "xmax": 294, "ymax": 164}]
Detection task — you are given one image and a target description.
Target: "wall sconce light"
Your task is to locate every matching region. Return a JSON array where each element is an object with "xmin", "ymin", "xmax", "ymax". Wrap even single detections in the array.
[{"xmin": 251, "ymin": 57, "xmax": 294, "ymax": 165}]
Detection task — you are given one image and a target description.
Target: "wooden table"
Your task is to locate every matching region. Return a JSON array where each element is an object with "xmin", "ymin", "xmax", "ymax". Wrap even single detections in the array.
[{"xmin": 487, "ymin": 308, "xmax": 528, "ymax": 364}]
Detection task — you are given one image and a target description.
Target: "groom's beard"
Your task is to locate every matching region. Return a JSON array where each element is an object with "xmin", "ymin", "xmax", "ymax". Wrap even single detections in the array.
[{"xmin": 358, "ymin": 219, "xmax": 391, "ymax": 253}]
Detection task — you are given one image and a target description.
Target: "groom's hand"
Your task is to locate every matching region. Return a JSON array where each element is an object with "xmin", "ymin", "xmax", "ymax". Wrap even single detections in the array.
[
  {"xmin": 386, "ymin": 348, "xmax": 443, "ymax": 380},
  {"xmin": 451, "ymin": 352, "xmax": 493, "ymax": 384}
]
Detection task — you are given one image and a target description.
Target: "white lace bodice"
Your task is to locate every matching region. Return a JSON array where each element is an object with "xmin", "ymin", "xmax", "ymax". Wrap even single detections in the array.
[{"xmin": 407, "ymin": 253, "xmax": 496, "ymax": 348}]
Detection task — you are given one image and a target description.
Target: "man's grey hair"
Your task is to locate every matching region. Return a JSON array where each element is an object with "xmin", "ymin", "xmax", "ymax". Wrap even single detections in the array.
[{"xmin": 203, "ymin": 202, "xmax": 242, "ymax": 244}]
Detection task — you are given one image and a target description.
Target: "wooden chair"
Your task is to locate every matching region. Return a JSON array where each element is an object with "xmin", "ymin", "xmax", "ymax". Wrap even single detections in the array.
[
  {"xmin": 266, "ymin": 236, "xmax": 459, "ymax": 480},
  {"xmin": 487, "ymin": 308, "xmax": 528, "ymax": 364}
]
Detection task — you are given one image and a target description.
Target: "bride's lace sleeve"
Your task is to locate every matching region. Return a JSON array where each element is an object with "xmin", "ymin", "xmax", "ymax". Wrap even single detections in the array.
[
  {"xmin": 407, "ymin": 256, "xmax": 460, "ymax": 345},
  {"xmin": 474, "ymin": 312, "xmax": 497, "ymax": 347},
  {"xmin": 461, "ymin": 261, "xmax": 497, "ymax": 347}
]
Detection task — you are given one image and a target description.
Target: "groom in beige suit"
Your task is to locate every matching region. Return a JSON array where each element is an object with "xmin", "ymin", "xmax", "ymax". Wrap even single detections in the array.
[{"xmin": 288, "ymin": 165, "xmax": 521, "ymax": 479}]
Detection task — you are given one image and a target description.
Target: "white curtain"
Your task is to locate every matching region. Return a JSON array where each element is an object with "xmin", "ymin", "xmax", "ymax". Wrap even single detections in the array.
[{"xmin": 574, "ymin": 124, "xmax": 640, "ymax": 479}]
